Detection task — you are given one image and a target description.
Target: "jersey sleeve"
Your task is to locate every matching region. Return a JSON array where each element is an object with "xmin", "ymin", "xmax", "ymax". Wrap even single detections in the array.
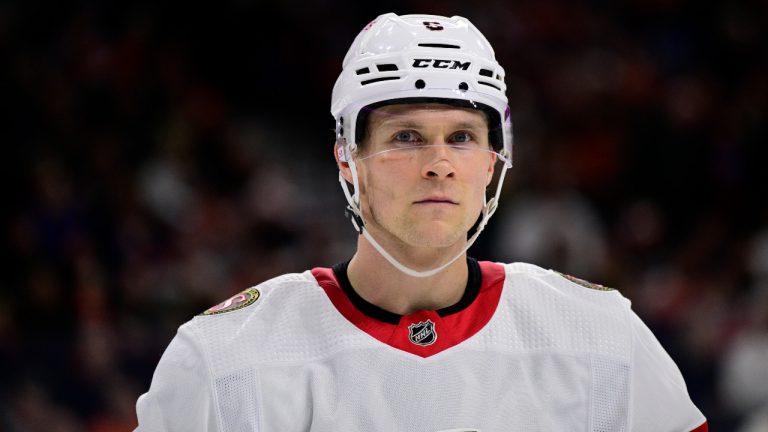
[
  {"xmin": 135, "ymin": 324, "xmax": 220, "ymax": 432},
  {"xmin": 628, "ymin": 310, "xmax": 707, "ymax": 432}
]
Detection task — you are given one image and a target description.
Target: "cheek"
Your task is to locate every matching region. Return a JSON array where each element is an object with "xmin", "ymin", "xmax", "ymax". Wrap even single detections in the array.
[
  {"xmin": 364, "ymin": 163, "xmax": 408, "ymax": 193},
  {"xmin": 468, "ymin": 171, "xmax": 492, "ymax": 209},
  {"xmin": 360, "ymin": 165, "xmax": 399, "ymax": 211},
  {"xmin": 469, "ymin": 167, "xmax": 491, "ymax": 191}
]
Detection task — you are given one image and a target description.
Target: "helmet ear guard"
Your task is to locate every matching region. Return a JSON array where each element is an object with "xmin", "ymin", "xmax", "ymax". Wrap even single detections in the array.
[
  {"xmin": 335, "ymin": 141, "xmax": 348, "ymax": 163},
  {"xmin": 334, "ymin": 117, "xmax": 345, "ymax": 160},
  {"xmin": 335, "ymin": 116, "xmax": 358, "ymax": 163}
]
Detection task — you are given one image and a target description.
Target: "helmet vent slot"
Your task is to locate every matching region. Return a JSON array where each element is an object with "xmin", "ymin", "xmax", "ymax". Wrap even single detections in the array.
[
  {"xmin": 376, "ymin": 64, "xmax": 399, "ymax": 72},
  {"xmin": 418, "ymin": 43, "xmax": 460, "ymax": 49},
  {"xmin": 478, "ymin": 81, "xmax": 501, "ymax": 91},
  {"xmin": 356, "ymin": 67, "xmax": 371, "ymax": 75},
  {"xmin": 479, "ymin": 69, "xmax": 494, "ymax": 77},
  {"xmin": 361, "ymin": 76, "xmax": 401, "ymax": 86}
]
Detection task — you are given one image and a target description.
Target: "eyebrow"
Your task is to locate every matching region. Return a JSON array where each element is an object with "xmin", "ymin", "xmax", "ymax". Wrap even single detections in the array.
[{"xmin": 377, "ymin": 119, "xmax": 486, "ymax": 131}]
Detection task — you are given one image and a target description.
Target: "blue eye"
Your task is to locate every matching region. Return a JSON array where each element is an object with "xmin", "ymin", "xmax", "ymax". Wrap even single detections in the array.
[
  {"xmin": 394, "ymin": 131, "xmax": 419, "ymax": 142},
  {"xmin": 452, "ymin": 131, "xmax": 474, "ymax": 143}
]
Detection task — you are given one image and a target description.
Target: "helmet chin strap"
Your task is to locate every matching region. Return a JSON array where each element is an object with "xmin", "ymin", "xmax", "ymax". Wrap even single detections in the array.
[{"xmin": 338, "ymin": 153, "xmax": 510, "ymax": 278}]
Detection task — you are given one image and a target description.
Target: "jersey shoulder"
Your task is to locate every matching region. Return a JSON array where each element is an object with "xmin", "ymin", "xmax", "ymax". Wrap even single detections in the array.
[
  {"xmin": 187, "ymin": 271, "xmax": 321, "ymax": 331},
  {"xmin": 197, "ymin": 272, "xmax": 313, "ymax": 317},
  {"xmin": 479, "ymin": 262, "xmax": 634, "ymax": 358},
  {"xmin": 179, "ymin": 271, "xmax": 324, "ymax": 352},
  {"xmin": 502, "ymin": 261, "xmax": 625, "ymax": 304},
  {"xmin": 179, "ymin": 269, "xmax": 373, "ymax": 369}
]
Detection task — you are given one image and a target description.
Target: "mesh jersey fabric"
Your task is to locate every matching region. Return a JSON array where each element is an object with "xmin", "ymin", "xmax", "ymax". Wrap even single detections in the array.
[{"xmin": 135, "ymin": 262, "xmax": 706, "ymax": 431}]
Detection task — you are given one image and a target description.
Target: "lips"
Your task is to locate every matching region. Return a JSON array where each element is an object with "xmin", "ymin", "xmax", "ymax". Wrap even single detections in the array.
[{"xmin": 413, "ymin": 196, "xmax": 458, "ymax": 205}]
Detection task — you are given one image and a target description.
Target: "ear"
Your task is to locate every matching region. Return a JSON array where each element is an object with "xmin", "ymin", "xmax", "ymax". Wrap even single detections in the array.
[
  {"xmin": 486, "ymin": 151, "xmax": 497, "ymax": 186},
  {"xmin": 334, "ymin": 141, "xmax": 354, "ymax": 184}
]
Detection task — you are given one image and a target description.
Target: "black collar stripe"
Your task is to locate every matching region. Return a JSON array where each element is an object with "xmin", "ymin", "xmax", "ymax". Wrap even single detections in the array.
[{"xmin": 331, "ymin": 257, "xmax": 482, "ymax": 325}]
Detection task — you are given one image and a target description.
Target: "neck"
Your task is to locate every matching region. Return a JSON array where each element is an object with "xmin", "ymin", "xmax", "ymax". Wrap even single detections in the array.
[{"xmin": 347, "ymin": 231, "xmax": 469, "ymax": 316}]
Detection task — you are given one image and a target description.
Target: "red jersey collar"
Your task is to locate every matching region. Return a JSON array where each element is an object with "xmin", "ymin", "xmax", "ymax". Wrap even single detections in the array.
[{"xmin": 311, "ymin": 259, "xmax": 506, "ymax": 358}]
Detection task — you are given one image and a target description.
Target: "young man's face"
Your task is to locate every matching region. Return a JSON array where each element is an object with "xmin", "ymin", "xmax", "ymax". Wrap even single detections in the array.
[{"xmin": 347, "ymin": 103, "xmax": 496, "ymax": 249}]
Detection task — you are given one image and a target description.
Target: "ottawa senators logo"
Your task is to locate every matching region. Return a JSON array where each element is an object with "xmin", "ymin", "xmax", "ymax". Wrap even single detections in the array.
[
  {"xmin": 201, "ymin": 287, "xmax": 260, "ymax": 315},
  {"xmin": 408, "ymin": 319, "xmax": 437, "ymax": 346}
]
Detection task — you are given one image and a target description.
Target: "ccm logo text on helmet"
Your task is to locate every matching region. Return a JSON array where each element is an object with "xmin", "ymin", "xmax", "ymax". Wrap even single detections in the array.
[{"xmin": 412, "ymin": 59, "xmax": 471, "ymax": 70}]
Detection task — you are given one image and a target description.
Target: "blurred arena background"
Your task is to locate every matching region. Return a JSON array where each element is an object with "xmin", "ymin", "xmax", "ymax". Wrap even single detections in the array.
[{"xmin": 1, "ymin": 1, "xmax": 767, "ymax": 430}]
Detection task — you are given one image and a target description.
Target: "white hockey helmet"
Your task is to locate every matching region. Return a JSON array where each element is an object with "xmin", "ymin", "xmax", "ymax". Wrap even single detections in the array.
[
  {"xmin": 331, "ymin": 12, "xmax": 513, "ymax": 161},
  {"xmin": 331, "ymin": 13, "xmax": 514, "ymax": 278}
]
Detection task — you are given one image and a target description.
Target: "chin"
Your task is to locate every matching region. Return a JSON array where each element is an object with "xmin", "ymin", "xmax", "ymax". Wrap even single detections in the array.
[
  {"xmin": 369, "ymin": 209, "xmax": 472, "ymax": 249},
  {"xmin": 402, "ymin": 224, "xmax": 468, "ymax": 249}
]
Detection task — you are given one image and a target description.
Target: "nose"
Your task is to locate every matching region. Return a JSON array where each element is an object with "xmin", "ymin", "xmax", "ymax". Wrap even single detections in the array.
[{"xmin": 421, "ymin": 141, "xmax": 456, "ymax": 179}]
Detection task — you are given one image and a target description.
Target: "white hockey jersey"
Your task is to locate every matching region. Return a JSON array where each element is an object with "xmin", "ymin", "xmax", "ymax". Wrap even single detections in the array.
[{"xmin": 135, "ymin": 260, "xmax": 707, "ymax": 431}]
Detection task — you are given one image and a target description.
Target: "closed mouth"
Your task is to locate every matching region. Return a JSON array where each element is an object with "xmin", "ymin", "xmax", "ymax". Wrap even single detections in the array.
[{"xmin": 414, "ymin": 198, "xmax": 459, "ymax": 205}]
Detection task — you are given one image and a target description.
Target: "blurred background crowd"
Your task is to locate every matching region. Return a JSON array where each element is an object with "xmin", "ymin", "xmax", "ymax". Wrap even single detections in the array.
[{"xmin": 2, "ymin": 0, "xmax": 767, "ymax": 430}]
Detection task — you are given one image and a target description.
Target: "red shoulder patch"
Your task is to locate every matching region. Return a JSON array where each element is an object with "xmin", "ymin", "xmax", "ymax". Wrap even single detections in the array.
[{"xmin": 201, "ymin": 287, "xmax": 260, "ymax": 315}]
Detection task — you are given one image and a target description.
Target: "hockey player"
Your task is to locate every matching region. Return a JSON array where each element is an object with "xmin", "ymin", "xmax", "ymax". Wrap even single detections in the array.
[{"xmin": 135, "ymin": 13, "xmax": 707, "ymax": 431}]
